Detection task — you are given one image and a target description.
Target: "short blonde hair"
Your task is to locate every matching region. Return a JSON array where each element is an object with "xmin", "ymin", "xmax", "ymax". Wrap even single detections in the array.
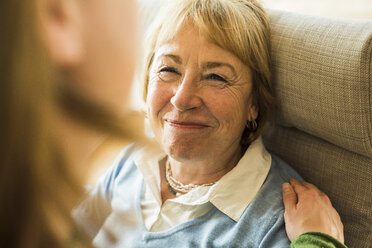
[{"xmin": 142, "ymin": 0, "xmax": 275, "ymax": 143}]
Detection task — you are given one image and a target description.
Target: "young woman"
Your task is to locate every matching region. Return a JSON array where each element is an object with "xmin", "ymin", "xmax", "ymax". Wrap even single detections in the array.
[{"xmin": 0, "ymin": 0, "xmax": 141, "ymax": 247}]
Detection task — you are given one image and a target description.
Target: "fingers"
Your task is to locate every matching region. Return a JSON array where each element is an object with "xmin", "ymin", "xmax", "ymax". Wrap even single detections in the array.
[
  {"xmin": 301, "ymin": 181, "xmax": 317, "ymax": 190},
  {"xmin": 290, "ymin": 178, "xmax": 322, "ymax": 195},
  {"xmin": 291, "ymin": 178, "xmax": 333, "ymax": 206},
  {"xmin": 289, "ymin": 178, "xmax": 309, "ymax": 196},
  {"xmin": 282, "ymin": 182, "xmax": 297, "ymax": 211},
  {"xmin": 290, "ymin": 178, "xmax": 314, "ymax": 189}
]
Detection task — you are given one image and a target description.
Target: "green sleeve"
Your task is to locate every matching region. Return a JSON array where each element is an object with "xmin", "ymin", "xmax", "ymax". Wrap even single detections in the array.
[{"xmin": 290, "ymin": 232, "xmax": 348, "ymax": 248}]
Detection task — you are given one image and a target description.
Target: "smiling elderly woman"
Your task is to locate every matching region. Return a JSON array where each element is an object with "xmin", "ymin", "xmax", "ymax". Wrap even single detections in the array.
[{"xmin": 75, "ymin": 0, "xmax": 303, "ymax": 247}]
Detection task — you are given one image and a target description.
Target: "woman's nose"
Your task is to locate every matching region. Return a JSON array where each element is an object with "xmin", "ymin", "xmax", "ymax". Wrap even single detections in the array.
[{"xmin": 170, "ymin": 75, "xmax": 202, "ymax": 111}]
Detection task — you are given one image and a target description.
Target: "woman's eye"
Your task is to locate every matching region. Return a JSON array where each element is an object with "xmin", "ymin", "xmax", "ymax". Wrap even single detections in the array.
[
  {"xmin": 204, "ymin": 73, "xmax": 227, "ymax": 82},
  {"xmin": 159, "ymin": 67, "xmax": 179, "ymax": 74},
  {"xmin": 158, "ymin": 67, "xmax": 180, "ymax": 82}
]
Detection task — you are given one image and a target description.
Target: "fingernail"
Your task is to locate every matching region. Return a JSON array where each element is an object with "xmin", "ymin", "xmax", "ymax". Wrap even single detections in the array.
[{"xmin": 283, "ymin": 183, "xmax": 291, "ymax": 192}]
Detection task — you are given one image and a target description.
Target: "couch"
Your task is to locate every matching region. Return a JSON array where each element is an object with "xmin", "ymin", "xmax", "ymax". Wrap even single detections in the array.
[{"xmin": 263, "ymin": 9, "xmax": 372, "ymax": 248}]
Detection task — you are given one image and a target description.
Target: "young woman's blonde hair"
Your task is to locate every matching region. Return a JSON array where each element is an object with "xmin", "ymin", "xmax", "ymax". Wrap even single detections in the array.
[
  {"xmin": 141, "ymin": 0, "xmax": 276, "ymax": 143},
  {"xmin": 0, "ymin": 1, "xmax": 141, "ymax": 247}
]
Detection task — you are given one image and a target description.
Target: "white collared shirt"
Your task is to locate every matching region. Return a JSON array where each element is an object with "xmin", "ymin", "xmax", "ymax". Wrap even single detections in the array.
[{"xmin": 134, "ymin": 138, "xmax": 271, "ymax": 232}]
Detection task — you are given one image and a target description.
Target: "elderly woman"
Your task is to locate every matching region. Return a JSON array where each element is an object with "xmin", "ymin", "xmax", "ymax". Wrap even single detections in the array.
[{"xmin": 75, "ymin": 0, "xmax": 345, "ymax": 247}]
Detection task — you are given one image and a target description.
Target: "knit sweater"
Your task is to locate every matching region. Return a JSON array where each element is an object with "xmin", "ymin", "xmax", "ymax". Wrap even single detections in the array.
[
  {"xmin": 292, "ymin": 232, "xmax": 348, "ymax": 248},
  {"xmin": 75, "ymin": 144, "xmax": 304, "ymax": 247}
]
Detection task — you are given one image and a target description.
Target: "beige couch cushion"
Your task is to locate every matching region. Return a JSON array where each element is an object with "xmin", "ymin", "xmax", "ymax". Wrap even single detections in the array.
[
  {"xmin": 264, "ymin": 9, "xmax": 372, "ymax": 247},
  {"xmin": 268, "ymin": 10, "xmax": 372, "ymax": 157}
]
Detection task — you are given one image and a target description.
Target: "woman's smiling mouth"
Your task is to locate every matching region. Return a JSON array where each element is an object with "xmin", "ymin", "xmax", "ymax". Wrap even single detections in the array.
[{"xmin": 165, "ymin": 119, "xmax": 209, "ymax": 129}]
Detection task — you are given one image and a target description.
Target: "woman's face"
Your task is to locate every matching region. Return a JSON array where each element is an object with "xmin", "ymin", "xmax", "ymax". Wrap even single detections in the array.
[
  {"xmin": 75, "ymin": 0, "xmax": 138, "ymax": 113},
  {"xmin": 39, "ymin": 0, "xmax": 139, "ymax": 170},
  {"xmin": 147, "ymin": 24, "xmax": 258, "ymax": 163},
  {"xmin": 42, "ymin": 0, "xmax": 138, "ymax": 114}
]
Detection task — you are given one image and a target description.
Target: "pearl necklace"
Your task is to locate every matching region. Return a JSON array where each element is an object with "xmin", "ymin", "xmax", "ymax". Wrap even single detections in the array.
[{"xmin": 164, "ymin": 158, "xmax": 217, "ymax": 196}]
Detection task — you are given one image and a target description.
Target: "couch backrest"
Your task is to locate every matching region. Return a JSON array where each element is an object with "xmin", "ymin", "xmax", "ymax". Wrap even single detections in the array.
[{"xmin": 263, "ymin": 9, "xmax": 372, "ymax": 247}]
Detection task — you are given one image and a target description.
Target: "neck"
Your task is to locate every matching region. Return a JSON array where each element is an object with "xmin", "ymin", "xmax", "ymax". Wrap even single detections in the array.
[{"xmin": 168, "ymin": 146, "xmax": 243, "ymax": 185}]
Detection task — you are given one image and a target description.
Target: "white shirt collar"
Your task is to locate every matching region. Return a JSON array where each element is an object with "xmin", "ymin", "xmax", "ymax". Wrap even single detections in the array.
[
  {"xmin": 208, "ymin": 138, "xmax": 271, "ymax": 221},
  {"xmin": 134, "ymin": 137, "xmax": 271, "ymax": 222}
]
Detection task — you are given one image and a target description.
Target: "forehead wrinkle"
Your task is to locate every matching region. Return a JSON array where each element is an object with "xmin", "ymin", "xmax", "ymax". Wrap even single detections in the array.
[{"xmin": 156, "ymin": 53, "xmax": 183, "ymax": 65}]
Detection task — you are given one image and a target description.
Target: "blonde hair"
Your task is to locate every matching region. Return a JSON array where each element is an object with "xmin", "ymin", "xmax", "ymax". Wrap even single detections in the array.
[
  {"xmin": 142, "ymin": 0, "xmax": 275, "ymax": 143},
  {"xmin": 0, "ymin": 1, "xmax": 141, "ymax": 247}
]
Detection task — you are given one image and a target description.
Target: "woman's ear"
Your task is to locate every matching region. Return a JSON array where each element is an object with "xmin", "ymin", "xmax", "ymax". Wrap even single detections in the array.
[
  {"xmin": 38, "ymin": 0, "xmax": 83, "ymax": 67},
  {"xmin": 247, "ymin": 104, "xmax": 259, "ymax": 121}
]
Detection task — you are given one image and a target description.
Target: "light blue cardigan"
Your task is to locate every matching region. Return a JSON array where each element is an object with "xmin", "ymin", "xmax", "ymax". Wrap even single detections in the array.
[{"xmin": 74, "ymin": 144, "xmax": 302, "ymax": 248}]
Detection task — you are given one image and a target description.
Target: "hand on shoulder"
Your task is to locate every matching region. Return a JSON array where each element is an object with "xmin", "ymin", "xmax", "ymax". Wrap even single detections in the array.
[{"xmin": 282, "ymin": 178, "xmax": 344, "ymax": 243}]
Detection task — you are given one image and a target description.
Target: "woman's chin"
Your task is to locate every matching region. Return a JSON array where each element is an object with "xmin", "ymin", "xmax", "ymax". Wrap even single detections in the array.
[{"xmin": 166, "ymin": 144, "xmax": 204, "ymax": 163}]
